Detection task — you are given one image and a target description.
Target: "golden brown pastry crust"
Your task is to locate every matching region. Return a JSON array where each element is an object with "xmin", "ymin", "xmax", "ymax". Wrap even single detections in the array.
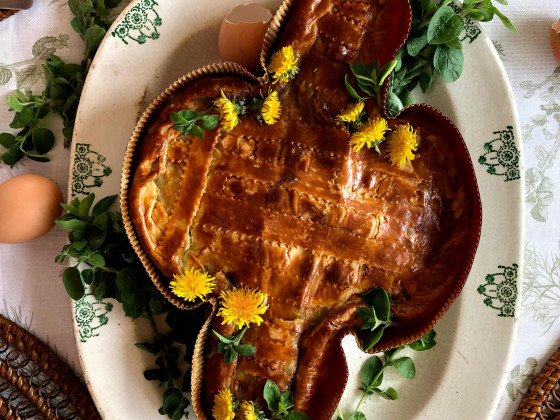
[{"xmin": 125, "ymin": 0, "xmax": 482, "ymax": 417}]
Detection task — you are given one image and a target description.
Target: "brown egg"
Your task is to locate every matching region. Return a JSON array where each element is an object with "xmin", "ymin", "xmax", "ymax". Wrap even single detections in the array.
[
  {"xmin": 552, "ymin": 19, "xmax": 560, "ymax": 66},
  {"xmin": 0, "ymin": 174, "xmax": 63, "ymax": 244},
  {"xmin": 219, "ymin": 3, "xmax": 273, "ymax": 73}
]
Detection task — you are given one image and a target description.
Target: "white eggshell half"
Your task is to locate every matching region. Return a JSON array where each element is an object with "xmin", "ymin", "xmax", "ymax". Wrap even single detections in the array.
[{"xmin": 219, "ymin": 3, "xmax": 272, "ymax": 73}]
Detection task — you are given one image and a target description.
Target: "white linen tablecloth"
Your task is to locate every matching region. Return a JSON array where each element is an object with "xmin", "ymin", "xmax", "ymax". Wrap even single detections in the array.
[{"xmin": 1, "ymin": 1, "xmax": 559, "ymax": 418}]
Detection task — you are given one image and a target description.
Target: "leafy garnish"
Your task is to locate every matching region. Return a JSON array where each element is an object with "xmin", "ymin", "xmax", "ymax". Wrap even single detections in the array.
[
  {"xmin": 357, "ymin": 288, "xmax": 393, "ymax": 350},
  {"xmin": 263, "ymin": 379, "xmax": 310, "ymax": 419},
  {"xmin": 337, "ymin": 330, "xmax": 437, "ymax": 419},
  {"xmin": 386, "ymin": 0, "xmax": 517, "ymax": 116},
  {"xmin": 55, "ymin": 193, "xmax": 204, "ymax": 419},
  {"xmin": 345, "ymin": 60, "xmax": 397, "ymax": 107},
  {"xmin": 171, "ymin": 109, "xmax": 219, "ymax": 138},
  {"xmin": 213, "ymin": 326, "xmax": 256, "ymax": 364}
]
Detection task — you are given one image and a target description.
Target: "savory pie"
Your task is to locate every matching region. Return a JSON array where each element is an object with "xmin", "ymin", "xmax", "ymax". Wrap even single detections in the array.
[{"xmin": 124, "ymin": 0, "xmax": 482, "ymax": 417}]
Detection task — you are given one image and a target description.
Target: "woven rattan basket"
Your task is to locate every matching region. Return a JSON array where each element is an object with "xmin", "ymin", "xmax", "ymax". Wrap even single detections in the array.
[
  {"xmin": 514, "ymin": 346, "xmax": 560, "ymax": 420},
  {"xmin": 0, "ymin": 314, "xmax": 100, "ymax": 419}
]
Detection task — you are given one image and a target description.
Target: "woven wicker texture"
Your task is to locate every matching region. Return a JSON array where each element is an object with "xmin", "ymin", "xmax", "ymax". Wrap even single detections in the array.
[
  {"xmin": 0, "ymin": 9, "xmax": 18, "ymax": 22},
  {"xmin": 514, "ymin": 346, "xmax": 560, "ymax": 420},
  {"xmin": 0, "ymin": 314, "xmax": 101, "ymax": 420}
]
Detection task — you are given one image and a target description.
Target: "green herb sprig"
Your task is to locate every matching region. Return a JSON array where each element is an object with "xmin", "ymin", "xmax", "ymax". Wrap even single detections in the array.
[
  {"xmin": 0, "ymin": 0, "xmax": 123, "ymax": 167},
  {"xmin": 337, "ymin": 330, "xmax": 437, "ymax": 420},
  {"xmin": 357, "ymin": 288, "xmax": 393, "ymax": 350},
  {"xmin": 171, "ymin": 109, "xmax": 219, "ymax": 138},
  {"xmin": 344, "ymin": 61, "xmax": 397, "ymax": 108},
  {"xmin": 386, "ymin": 0, "xmax": 516, "ymax": 116},
  {"xmin": 55, "ymin": 193, "xmax": 204, "ymax": 419},
  {"xmin": 213, "ymin": 326, "xmax": 257, "ymax": 363},
  {"xmin": 263, "ymin": 379, "xmax": 310, "ymax": 420}
]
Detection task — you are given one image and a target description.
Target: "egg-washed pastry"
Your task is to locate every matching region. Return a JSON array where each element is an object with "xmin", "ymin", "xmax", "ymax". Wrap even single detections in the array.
[{"xmin": 125, "ymin": 0, "xmax": 482, "ymax": 418}]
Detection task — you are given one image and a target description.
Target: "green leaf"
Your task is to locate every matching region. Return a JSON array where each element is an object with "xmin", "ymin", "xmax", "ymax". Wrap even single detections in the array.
[
  {"xmin": 406, "ymin": 30, "xmax": 428, "ymax": 57},
  {"xmin": 6, "ymin": 95, "xmax": 25, "ymax": 112},
  {"xmin": 81, "ymin": 269, "xmax": 95, "ymax": 285},
  {"xmin": 350, "ymin": 62, "xmax": 372, "ymax": 79},
  {"xmin": 235, "ymin": 344, "xmax": 256, "ymax": 357},
  {"xmin": 71, "ymin": 16, "xmax": 86, "ymax": 37},
  {"xmin": 85, "ymin": 224, "xmax": 106, "ymax": 250},
  {"xmin": 78, "ymin": 193, "xmax": 95, "ymax": 216},
  {"xmin": 488, "ymin": 6, "xmax": 518, "ymax": 33},
  {"xmin": 62, "ymin": 126, "xmax": 74, "ymax": 146},
  {"xmin": 385, "ymin": 90, "xmax": 403, "ymax": 117},
  {"xmin": 9, "ymin": 107, "xmax": 34, "ymax": 129},
  {"xmin": 192, "ymin": 124, "xmax": 204, "ymax": 139},
  {"xmin": 362, "ymin": 288, "xmax": 391, "ymax": 321},
  {"xmin": 2, "ymin": 144, "xmax": 23, "ymax": 166},
  {"xmin": 200, "ymin": 114, "xmax": 219, "ymax": 130},
  {"xmin": 116, "ymin": 267, "xmax": 143, "ymax": 294},
  {"xmin": 409, "ymin": 329, "xmax": 437, "ymax": 351},
  {"xmin": 361, "ymin": 355, "xmax": 384, "ymax": 387},
  {"xmin": 445, "ymin": 37, "xmax": 462, "ymax": 50},
  {"xmin": 92, "ymin": 194, "xmax": 117, "ymax": 216},
  {"xmin": 172, "ymin": 110, "xmax": 198, "ymax": 123},
  {"xmin": 399, "ymin": 90, "xmax": 414, "ymax": 107},
  {"xmin": 56, "ymin": 218, "xmax": 87, "ymax": 231},
  {"xmin": 393, "ymin": 357, "xmax": 416, "ymax": 378},
  {"xmin": 419, "ymin": 71, "xmax": 435, "ymax": 94},
  {"xmin": 87, "ymin": 253, "xmax": 106, "ymax": 267},
  {"xmin": 263, "ymin": 379, "xmax": 282, "ymax": 412},
  {"xmin": 344, "ymin": 74, "xmax": 366, "ymax": 101},
  {"xmin": 84, "ymin": 25, "xmax": 106, "ymax": 57},
  {"xmin": 433, "ymin": 44, "xmax": 464, "ymax": 82},
  {"xmin": 162, "ymin": 387, "xmax": 183, "ymax": 414},
  {"xmin": 63, "ymin": 266, "xmax": 85, "ymax": 300},
  {"xmin": 121, "ymin": 292, "xmax": 146, "ymax": 318},
  {"xmin": 149, "ymin": 297, "xmax": 165, "ymax": 315},
  {"xmin": 363, "ymin": 327, "xmax": 384, "ymax": 351},
  {"xmin": 0, "ymin": 133, "xmax": 16, "ymax": 149},
  {"xmin": 212, "ymin": 330, "xmax": 235, "ymax": 344},
  {"xmin": 68, "ymin": 0, "xmax": 83, "ymax": 16},
  {"xmin": 427, "ymin": 6, "xmax": 464, "ymax": 45},
  {"xmin": 373, "ymin": 386, "xmax": 398, "ymax": 400},
  {"xmin": 284, "ymin": 411, "xmax": 310, "ymax": 420},
  {"xmin": 224, "ymin": 347, "xmax": 237, "ymax": 364},
  {"xmin": 348, "ymin": 412, "xmax": 366, "ymax": 420}
]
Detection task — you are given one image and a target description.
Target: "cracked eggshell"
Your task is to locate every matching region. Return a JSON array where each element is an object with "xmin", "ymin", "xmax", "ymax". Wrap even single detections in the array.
[
  {"xmin": 219, "ymin": 3, "xmax": 272, "ymax": 74},
  {"xmin": 0, "ymin": 174, "xmax": 63, "ymax": 244},
  {"xmin": 552, "ymin": 19, "xmax": 560, "ymax": 65}
]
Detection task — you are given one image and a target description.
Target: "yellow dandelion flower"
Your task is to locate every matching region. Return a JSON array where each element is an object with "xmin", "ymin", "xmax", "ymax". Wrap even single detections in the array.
[
  {"xmin": 261, "ymin": 91, "xmax": 282, "ymax": 125},
  {"xmin": 349, "ymin": 117, "xmax": 389, "ymax": 152},
  {"xmin": 336, "ymin": 101, "xmax": 364, "ymax": 124},
  {"xmin": 268, "ymin": 46, "xmax": 299, "ymax": 84},
  {"xmin": 239, "ymin": 401, "xmax": 258, "ymax": 420},
  {"xmin": 213, "ymin": 90, "xmax": 239, "ymax": 131},
  {"xmin": 170, "ymin": 267, "xmax": 215, "ymax": 302},
  {"xmin": 218, "ymin": 287, "xmax": 268, "ymax": 329},
  {"xmin": 212, "ymin": 388, "xmax": 236, "ymax": 420},
  {"xmin": 386, "ymin": 123, "xmax": 418, "ymax": 168}
]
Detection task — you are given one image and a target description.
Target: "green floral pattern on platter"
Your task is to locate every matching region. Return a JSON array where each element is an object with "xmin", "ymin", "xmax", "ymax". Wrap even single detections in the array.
[
  {"xmin": 478, "ymin": 264, "xmax": 518, "ymax": 317},
  {"xmin": 478, "ymin": 126, "xmax": 520, "ymax": 182},
  {"xmin": 72, "ymin": 143, "xmax": 112, "ymax": 196},
  {"xmin": 75, "ymin": 294, "xmax": 113, "ymax": 343},
  {"xmin": 111, "ymin": 0, "xmax": 161, "ymax": 45},
  {"xmin": 461, "ymin": 17, "xmax": 481, "ymax": 43},
  {"xmin": 450, "ymin": 4, "xmax": 481, "ymax": 43}
]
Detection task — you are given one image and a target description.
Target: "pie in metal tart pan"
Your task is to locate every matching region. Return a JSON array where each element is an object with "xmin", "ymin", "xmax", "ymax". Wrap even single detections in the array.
[{"xmin": 120, "ymin": 0, "xmax": 482, "ymax": 417}]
